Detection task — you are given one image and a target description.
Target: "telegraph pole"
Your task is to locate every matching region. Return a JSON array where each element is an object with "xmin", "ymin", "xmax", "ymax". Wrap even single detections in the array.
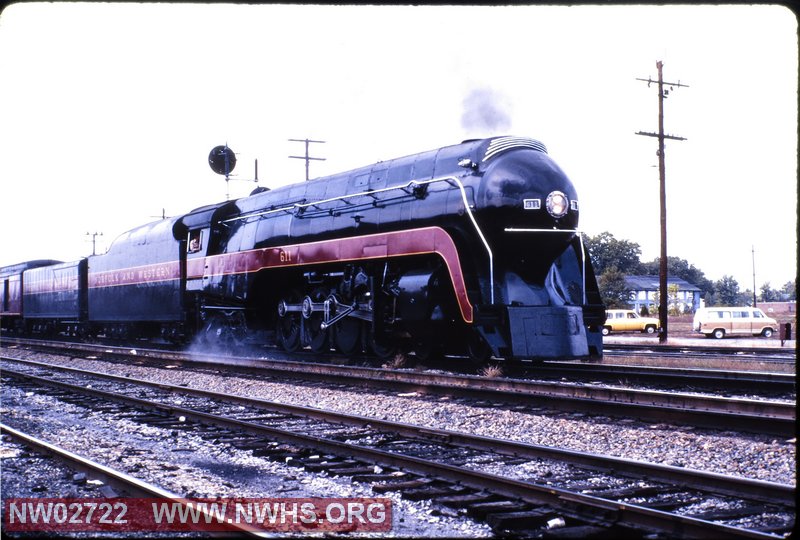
[
  {"xmin": 289, "ymin": 138, "xmax": 326, "ymax": 181},
  {"xmin": 636, "ymin": 61, "xmax": 688, "ymax": 343},
  {"xmin": 86, "ymin": 231, "xmax": 103, "ymax": 256},
  {"xmin": 752, "ymin": 246, "xmax": 757, "ymax": 307}
]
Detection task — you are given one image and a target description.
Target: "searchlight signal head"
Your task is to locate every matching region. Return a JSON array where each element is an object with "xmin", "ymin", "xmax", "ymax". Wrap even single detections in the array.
[{"xmin": 209, "ymin": 145, "xmax": 237, "ymax": 176}]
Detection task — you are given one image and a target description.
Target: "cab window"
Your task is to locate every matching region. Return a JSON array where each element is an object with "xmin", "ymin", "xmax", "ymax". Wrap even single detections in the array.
[{"xmin": 188, "ymin": 231, "xmax": 203, "ymax": 253}]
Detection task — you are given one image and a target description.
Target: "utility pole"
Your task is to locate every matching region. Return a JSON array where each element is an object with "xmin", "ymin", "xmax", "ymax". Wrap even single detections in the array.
[
  {"xmin": 752, "ymin": 246, "xmax": 757, "ymax": 307},
  {"xmin": 289, "ymin": 138, "xmax": 326, "ymax": 181},
  {"xmin": 86, "ymin": 231, "xmax": 103, "ymax": 256},
  {"xmin": 636, "ymin": 61, "xmax": 688, "ymax": 343}
]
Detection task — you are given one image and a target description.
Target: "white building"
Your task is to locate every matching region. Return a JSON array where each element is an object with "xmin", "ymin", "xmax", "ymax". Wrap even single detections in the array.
[{"xmin": 625, "ymin": 275, "xmax": 702, "ymax": 314}]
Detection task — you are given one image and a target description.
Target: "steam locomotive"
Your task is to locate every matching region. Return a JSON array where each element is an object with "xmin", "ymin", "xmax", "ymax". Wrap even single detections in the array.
[{"xmin": 0, "ymin": 136, "xmax": 605, "ymax": 363}]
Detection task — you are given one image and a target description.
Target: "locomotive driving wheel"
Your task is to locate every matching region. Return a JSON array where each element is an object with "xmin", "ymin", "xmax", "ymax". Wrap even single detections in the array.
[
  {"xmin": 366, "ymin": 324, "xmax": 397, "ymax": 360},
  {"xmin": 277, "ymin": 294, "xmax": 301, "ymax": 352},
  {"xmin": 411, "ymin": 300, "xmax": 447, "ymax": 363},
  {"xmin": 302, "ymin": 288, "xmax": 330, "ymax": 354},
  {"xmin": 333, "ymin": 317, "xmax": 362, "ymax": 355}
]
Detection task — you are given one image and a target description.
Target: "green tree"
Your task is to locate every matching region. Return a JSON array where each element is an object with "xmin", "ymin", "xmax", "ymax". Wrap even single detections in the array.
[
  {"xmin": 780, "ymin": 280, "xmax": 796, "ymax": 300},
  {"xmin": 713, "ymin": 275, "xmax": 741, "ymax": 306},
  {"xmin": 584, "ymin": 232, "xmax": 642, "ymax": 275},
  {"xmin": 641, "ymin": 256, "xmax": 714, "ymax": 299},
  {"xmin": 760, "ymin": 282, "xmax": 779, "ymax": 302},
  {"xmin": 598, "ymin": 266, "xmax": 633, "ymax": 308},
  {"xmin": 739, "ymin": 288, "xmax": 756, "ymax": 306},
  {"xmin": 667, "ymin": 283, "xmax": 682, "ymax": 315}
]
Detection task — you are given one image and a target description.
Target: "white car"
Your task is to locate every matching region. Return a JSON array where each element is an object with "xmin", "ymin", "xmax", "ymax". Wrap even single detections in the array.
[{"xmin": 693, "ymin": 307, "xmax": 777, "ymax": 339}]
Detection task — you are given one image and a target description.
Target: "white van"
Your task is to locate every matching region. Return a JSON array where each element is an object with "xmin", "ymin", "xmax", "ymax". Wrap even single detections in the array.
[{"xmin": 693, "ymin": 307, "xmax": 778, "ymax": 339}]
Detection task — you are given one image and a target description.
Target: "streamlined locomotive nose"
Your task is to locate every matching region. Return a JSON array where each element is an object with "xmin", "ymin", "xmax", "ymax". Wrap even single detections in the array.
[{"xmin": 478, "ymin": 148, "xmax": 580, "ymax": 231}]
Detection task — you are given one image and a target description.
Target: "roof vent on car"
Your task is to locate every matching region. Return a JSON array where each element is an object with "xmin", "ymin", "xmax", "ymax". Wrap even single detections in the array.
[{"xmin": 482, "ymin": 136, "xmax": 548, "ymax": 162}]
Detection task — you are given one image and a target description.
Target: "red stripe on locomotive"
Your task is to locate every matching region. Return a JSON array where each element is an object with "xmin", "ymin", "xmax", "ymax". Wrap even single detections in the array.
[{"xmin": 91, "ymin": 227, "xmax": 473, "ymax": 323}]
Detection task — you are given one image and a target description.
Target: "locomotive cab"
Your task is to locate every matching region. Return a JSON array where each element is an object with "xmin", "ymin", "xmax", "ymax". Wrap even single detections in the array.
[{"xmin": 174, "ymin": 200, "xmax": 243, "ymax": 341}]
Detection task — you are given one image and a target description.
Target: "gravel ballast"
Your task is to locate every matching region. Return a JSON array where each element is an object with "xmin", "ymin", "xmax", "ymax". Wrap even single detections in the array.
[
  {"xmin": 1, "ymin": 386, "xmax": 492, "ymax": 538},
  {"xmin": 2, "ymin": 347, "xmax": 794, "ymax": 487}
]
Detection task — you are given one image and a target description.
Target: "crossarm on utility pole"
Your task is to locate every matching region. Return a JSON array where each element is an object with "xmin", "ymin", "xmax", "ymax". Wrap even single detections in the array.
[
  {"xmin": 635, "ymin": 61, "xmax": 688, "ymax": 343},
  {"xmin": 289, "ymin": 138, "xmax": 326, "ymax": 181}
]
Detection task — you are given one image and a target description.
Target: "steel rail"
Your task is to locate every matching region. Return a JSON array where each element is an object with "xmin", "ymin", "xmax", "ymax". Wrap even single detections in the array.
[
  {"xmin": 0, "ymin": 423, "xmax": 270, "ymax": 538},
  {"xmin": 605, "ymin": 342, "xmax": 796, "ymax": 360},
  {"xmin": 2, "ymin": 357, "xmax": 794, "ymax": 507},
  {"xmin": 1, "ymin": 368, "xmax": 786, "ymax": 539},
  {"xmin": 532, "ymin": 361, "xmax": 796, "ymax": 393},
  {"xmin": 1, "ymin": 343, "xmax": 795, "ymax": 436},
  {"xmin": 5, "ymin": 337, "xmax": 794, "ymax": 383}
]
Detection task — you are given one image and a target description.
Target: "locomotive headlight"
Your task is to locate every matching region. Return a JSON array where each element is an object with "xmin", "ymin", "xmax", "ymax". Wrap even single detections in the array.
[{"xmin": 545, "ymin": 191, "xmax": 569, "ymax": 218}]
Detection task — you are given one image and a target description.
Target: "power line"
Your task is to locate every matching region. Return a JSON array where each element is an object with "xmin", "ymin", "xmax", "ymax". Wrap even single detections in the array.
[{"xmin": 635, "ymin": 60, "xmax": 688, "ymax": 344}]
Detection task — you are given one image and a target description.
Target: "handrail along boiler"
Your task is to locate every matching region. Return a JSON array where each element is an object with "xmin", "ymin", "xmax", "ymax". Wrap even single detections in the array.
[{"xmin": 0, "ymin": 136, "xmax": 604, "ymax": 362}]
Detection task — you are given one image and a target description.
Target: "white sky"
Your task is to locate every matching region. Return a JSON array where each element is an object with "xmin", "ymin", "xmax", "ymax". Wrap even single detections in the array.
[{"xmin": 0, "ymin": 3, "xmax": 797, "ymax": 292}]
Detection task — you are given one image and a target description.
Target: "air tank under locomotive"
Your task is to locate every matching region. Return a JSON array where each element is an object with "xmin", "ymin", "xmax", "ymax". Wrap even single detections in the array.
[{"xmin": 177, "ymin": 136, "xmax": 605, "ymax": 361}]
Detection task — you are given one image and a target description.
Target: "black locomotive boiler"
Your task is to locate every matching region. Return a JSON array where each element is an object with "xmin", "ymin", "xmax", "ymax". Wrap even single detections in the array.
[{"xmin": 0, "ymin": 136, "xmax": 605, "ymax": 363}]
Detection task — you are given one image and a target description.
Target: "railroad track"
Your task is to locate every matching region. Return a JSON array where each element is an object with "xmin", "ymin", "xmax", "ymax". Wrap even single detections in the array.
[
  {"xmin": 604, "ymin": 343, "xmax": 796, "ymax": 363},
  {"xmin": 2, "ymin": 361, "xmax": 794, "ymax": 538},
  {"xmin": 1, "ymin": 344, "xmax": 795, "ymax": 437},
  {"xmin": 4, "ymin": 333, "xmax": 794, "ymax": 362},
  {"xmin": 527, "ymin": 361, "xmax": 795, "ymax": 396},
  {"xmin": 0, "ymin": 424, "xmax": 267, "ymax": 537}
]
